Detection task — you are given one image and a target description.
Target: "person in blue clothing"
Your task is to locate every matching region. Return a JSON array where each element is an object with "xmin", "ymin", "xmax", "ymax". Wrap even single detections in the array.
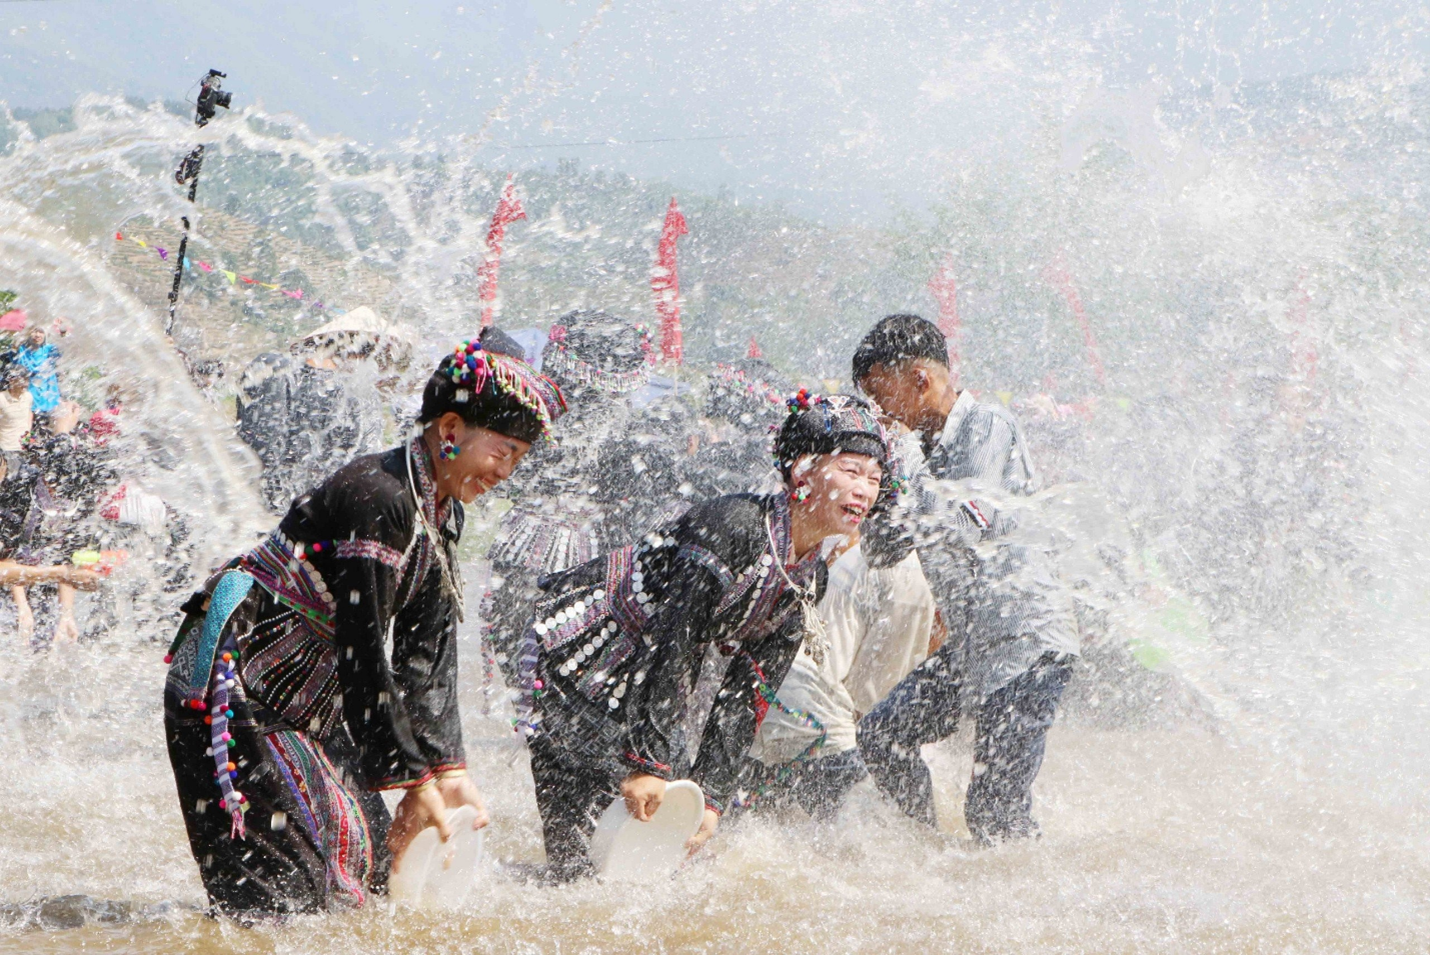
[
  {"xmin": 13, "ymin": 326, "xmax": 61, "ymax": 418},
  {"xmin": 852, "ymin": 314, "xmax": 1079, "ymax": 845}
]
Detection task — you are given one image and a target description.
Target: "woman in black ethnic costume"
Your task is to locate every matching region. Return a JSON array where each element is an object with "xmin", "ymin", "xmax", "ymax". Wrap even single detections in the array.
[
  {"xmin": 162, "ymin": 339, "xmax": 565, "ymax": 918},
  {"xmin": 513, "ymin": 391, "xmax": 892, "ymax": 880},
  {"xmin": 482, "ymin": 310, "xmax": 656, "ymax": 688}
]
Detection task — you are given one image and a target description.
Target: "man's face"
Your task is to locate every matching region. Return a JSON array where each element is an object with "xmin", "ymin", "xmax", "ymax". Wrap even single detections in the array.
[{"xmin": 859, "ymin": 362, "xmax": 930, "ymax": 431}]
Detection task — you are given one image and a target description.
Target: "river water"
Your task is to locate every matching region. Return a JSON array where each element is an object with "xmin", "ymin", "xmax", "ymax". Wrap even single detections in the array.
[{"xmin": 2, "ymin": 622, "xmax": 1427, "ymax": 954}]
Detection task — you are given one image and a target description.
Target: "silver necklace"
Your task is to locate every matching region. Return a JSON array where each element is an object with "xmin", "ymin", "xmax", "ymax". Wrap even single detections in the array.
[
  {"xmin": 765, "ymin": 513, "xmax": 828, "ymax": 666},
  {"xmin": 406, "ymin": 440, "xmax": 466, "ymax": 622}
]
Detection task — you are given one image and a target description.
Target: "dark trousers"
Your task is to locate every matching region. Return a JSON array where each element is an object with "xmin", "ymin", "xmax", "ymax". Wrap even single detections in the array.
[
  {"xmin": 165, "ymin": 703, "xmax": 391, "ymax": 917},
  {"xmin": 733, "ymin": 747, "xmax": 869, "ymax": 821},
  {"xmin": 857, "ymin": 647, "xmax": 1072, "ymax": 844},
  {"xmin": 527, "ymin": 734, "xmax": 623, "ymax": 883}
]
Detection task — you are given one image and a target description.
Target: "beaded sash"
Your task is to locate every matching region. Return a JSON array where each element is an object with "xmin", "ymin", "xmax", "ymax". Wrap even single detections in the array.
[{"xmin": 240, "ymin": 534, "xmax": 339, "ymax": 638}]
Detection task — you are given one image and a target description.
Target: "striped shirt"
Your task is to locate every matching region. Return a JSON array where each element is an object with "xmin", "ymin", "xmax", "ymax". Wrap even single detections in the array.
[{"xmin": 913, "ymin": 391, "xmax": 1079, "ymax": 701}]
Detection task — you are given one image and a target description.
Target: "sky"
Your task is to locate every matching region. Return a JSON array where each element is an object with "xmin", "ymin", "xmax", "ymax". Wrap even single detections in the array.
[{"xmin": 1, "ymin": 0, "xmax": 1425, "ymax": 219}]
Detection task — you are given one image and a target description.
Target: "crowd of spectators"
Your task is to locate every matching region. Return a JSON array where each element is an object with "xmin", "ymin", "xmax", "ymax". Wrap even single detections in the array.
[{"xmin": 0, "ymin": 310, "xmax": 122, "ymax": 647}]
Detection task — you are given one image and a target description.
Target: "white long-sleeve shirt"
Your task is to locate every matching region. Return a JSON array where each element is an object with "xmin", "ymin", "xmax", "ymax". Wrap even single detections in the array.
[{"xmin": 751, "ymin": 543, "xmax": 935, "ymax": 764}]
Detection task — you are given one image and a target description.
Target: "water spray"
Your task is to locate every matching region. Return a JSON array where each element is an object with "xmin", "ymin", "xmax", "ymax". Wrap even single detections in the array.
[{"xmin": 164, "ymin": 69, "xmax": 231, "ymax": 338}]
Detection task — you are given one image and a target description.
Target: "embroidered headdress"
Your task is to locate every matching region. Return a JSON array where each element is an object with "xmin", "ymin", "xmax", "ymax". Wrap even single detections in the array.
[
  {"xmin": 541, "ymin": 309, "xmax": 654, "ymax": 396},
  {"xmin": 706, "ymin": 358, "xmax": 791, "ymax": 425},
  {"xmin": 772, "ymin": 392, "xmax": 891, "ymax": 495},
  {"xmin": 419, "ymin": 339, "xmax": 566, "ymax": 443}
]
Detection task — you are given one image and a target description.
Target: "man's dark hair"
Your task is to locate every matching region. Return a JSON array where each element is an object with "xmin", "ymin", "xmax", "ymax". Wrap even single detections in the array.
[{"xmin": 851, "ymin": 313, "xmax": 948, "ymax": 383}]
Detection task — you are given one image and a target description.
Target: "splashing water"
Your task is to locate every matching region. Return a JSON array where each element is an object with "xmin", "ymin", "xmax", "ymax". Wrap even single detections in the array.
[{"xmin": 1, "ymin": 23, "xmax": 1430, "ymax": 954}]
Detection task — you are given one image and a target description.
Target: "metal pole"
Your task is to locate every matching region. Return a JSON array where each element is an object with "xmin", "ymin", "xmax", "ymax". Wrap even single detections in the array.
[{"xmin": 165, "ymin": 144, "xmax": 206, "ymax": 338}]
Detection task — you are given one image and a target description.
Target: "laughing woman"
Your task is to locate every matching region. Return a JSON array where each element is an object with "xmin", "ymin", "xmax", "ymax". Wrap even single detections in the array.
[
  {"xmin": 515, "ymin": 393, "xmax": 891, "ymax": 880},
  {"xmin": 163, "ymin": 339, "xmax": 564, "ymax": 918}
]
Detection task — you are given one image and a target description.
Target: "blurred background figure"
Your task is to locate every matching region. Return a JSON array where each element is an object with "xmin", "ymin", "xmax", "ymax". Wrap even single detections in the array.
[
  {"xmin": 4, "ymin": 400, "xmax": 117, "ymax": 646},
  {"xmin": 11, "ymin": 325, "xmax": 62, "ymax": 422},
  {"xmin": 235, "ymin": 306, "xmax": 412, "ymax": 513},
  {"xmin": 0, "ymin": 368, "xmax": 33, "ymax": 467},
  {"xmin": 482, "ymin": 310, "xmax": 653, "ymax": 689}
]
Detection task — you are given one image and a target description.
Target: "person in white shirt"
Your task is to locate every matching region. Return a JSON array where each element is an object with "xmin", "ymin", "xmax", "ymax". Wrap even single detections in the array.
[
  {"xmin": 741, "ymin": 538, "xmax": 937, "ymax": 818},
  {"xmin": 0, "ymin": 369, "xmax": 34, "ymax": 454}
]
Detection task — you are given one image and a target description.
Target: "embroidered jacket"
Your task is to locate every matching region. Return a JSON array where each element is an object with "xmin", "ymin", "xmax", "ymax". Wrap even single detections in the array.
[
  {"xmin": 520, "ymin": 493, "xmax": 828, "ymax": 812},
  {"xmin": 170, "ymin": 439, "xmax": 465, "ymax": 790}
]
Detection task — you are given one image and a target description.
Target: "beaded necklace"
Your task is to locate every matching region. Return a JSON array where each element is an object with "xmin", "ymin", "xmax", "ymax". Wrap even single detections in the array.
[
  {"xmin": 732, "ymin": 651, "xmax": 828, "ymax": 811},
  {"xmin": 405, "ymin": 436, "xmax": 464, "ymax": 622},
  {"xmin": 764, "ymin": 512, "xmax": 831, "ymax": 666}
]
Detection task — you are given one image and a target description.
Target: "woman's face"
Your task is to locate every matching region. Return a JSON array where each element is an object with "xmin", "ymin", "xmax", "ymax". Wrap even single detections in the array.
[
  {"xmin": 432, "ymin": 414, "xmax": 532, "ymax": 504},
  {"xmin": 26, "ymin": 329, "xmax": 45, "ymax": 347},
  {"xmin": 791, "ymin": 451, "xmax": 883, "ymax": 538}
]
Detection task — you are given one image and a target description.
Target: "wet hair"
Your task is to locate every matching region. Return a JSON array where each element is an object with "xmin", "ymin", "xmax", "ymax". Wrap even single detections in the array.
[
  {"xmin": 418, "ymin": 340, "xmax": 566, "ymax": 445},
  {"xmin": 851, "ymin": 313, "xmax": 948, "ymax": 383},
  {"xmin": 773, "ymin": 392, "xmax": 891, "ymax": 502}
]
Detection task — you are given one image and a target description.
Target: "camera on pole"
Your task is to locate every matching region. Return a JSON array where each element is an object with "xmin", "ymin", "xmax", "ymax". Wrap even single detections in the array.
[
  {"xmin": 194, "ymin": 70, "xmax": 231, "ymax": 128},
  {"xmin": 166, "ymin": 69, "xmax": 233, "ymax": 339}
]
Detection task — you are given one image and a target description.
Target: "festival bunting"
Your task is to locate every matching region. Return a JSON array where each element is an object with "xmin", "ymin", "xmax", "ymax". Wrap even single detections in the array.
[
  {"xmin": 478, "ymin": 176, "xmax": 527, "ymax": 328},
  {"xmin": 652, "ymin": 196, "xmax": 688, "ymax": 364},
  {"xmin": 114, "ymin": 232, "xmax": 347, "ymax": 315}
]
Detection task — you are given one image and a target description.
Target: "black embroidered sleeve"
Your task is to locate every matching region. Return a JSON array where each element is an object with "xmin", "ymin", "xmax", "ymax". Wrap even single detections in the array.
[
  {"xmin": 618, "ymin": 565, "xmax": 726, "ymax": 777},
  {"xmin": 389, "ymin": 511, "xmax": 466, "ymax": 775},
  {"xmin": 300, "ymin": 454, "xmax": 432, "ymax": 790},
  {"xmin": 690, "ymin": 586, "xmax": 816, "ymax": 808},
  {"xmin": 619, "ymin": 495, "xmax": 767, "ymax": 778}
]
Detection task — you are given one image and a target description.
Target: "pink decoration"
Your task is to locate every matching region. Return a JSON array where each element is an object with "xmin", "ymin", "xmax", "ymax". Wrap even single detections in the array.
[
  {"xmin": 1288, "ymin": 273, "xmax": 1317, "ymax": 385},
  {"xmin": 478, "ymin": 176, "xmax": 527, "ymax": 328},
  {"xmin": 928, "ymin": 254, "xmax": 962, "ymax": 375},
  {"xmin": 1045, "ymin": 253, "xmax": 1107, "ymax": 388},
  {"xmin": 652, "ymin": 197, "xmax": 689, "ymax": 364}
]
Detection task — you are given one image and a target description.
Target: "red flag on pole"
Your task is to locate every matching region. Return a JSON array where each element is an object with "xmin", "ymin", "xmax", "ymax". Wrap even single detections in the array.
[
  {"xmin": 1046, "ymin": 253, "xmax": 1107, "ymax": 388},
  {"xmin": 478, "ymin": 176, "xmax": 527, "ymax": 328},
  {"xmin": 927, "ymin": 254, "xmax": 962, "ymax": 371},
  {"xmin": 747, "ymin": 336, "xmax": 763, "ymax": 359},
  {"xmin": 652, "ymin": 197, "xmax": 689, "ymax": 364}
]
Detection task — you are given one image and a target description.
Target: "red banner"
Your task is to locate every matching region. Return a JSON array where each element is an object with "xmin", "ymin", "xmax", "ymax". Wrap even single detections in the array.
[
  {"xmin": 1046, "ymin": 254, "xmax": 1106, "ymax": 388},
  {"xmin": 928, "ymin": 254, "xmax": 962, "ymax": 372},
  {"xmin": 652, "ymin": 197, "xmax": 688, "ymax": 363},
  {"xmin": 478, "ymin": 176, "xmax": 527, "ymax": 328}
]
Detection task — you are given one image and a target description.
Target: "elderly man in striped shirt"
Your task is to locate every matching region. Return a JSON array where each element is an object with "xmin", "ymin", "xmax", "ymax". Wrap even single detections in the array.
[{"xmin": 852, "ymin": 314, "xmax": 1079, "ymax": 845}]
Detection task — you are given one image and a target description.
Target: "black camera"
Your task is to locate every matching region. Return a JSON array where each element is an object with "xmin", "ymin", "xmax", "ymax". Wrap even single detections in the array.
[{"xmin": 195, "ymin": 70, "xmax": 232, "ymax": 127}]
